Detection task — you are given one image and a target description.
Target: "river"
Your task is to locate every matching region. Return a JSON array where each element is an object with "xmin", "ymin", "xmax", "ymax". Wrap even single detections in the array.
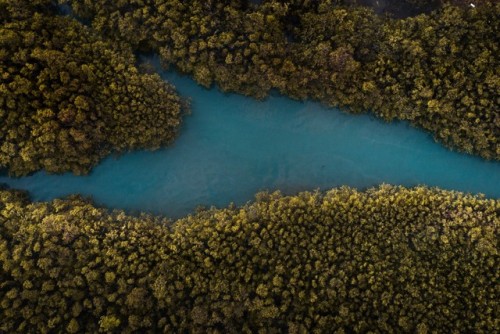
[{"xmin": 1, "ymin": 55, "xmax": 498, "ymax": 218}]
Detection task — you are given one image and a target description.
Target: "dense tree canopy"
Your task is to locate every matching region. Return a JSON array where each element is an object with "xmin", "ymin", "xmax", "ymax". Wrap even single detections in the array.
[
  {"xmin": 0, "ymin": 185, "xmax": 498, "ymax": 332},
  {"xmin": 64, "ymin": 0, "xmax": 499, "ymax": 159},
  {"xmin": 0, "ymin": 0, "xmax": 185, "ymax": 176}
]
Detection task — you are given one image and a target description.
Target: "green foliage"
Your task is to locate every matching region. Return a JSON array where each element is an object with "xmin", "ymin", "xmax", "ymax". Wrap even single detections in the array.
[
  {"xmin": 64, "ymin": 0, "xmax": 499, "ymax": 159},
  {"xmin": 1, "ymin": 0, "xmax": 497, "ymax": 175},
  {"xmin": 0, "ymin": 185, "xmax": 498, "ymax": 332},
  {"xmin": 374, "ymin": 3, "xmax": 499, "ymax": 158},
  {"xmin": 0, "ymin": 1, "xmax": 185, "ymax": 176}
]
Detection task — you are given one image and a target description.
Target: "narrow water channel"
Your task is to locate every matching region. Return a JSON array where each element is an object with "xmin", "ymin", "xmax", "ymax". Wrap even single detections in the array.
[{"xmin": 1, "ymin": 55, "xmax": 498, "ymax": 218}]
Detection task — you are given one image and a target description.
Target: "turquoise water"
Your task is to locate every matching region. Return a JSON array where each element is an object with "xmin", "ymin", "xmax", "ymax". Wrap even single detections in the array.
[{"xmin": 1, "ymin": 55, "xmax": 499, "ymax": 218}]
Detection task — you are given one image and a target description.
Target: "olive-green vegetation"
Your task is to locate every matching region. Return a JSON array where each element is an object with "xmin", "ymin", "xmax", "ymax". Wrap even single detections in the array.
[
  {"xmin": 1, "ymin": 185, "xmax": 498, "ymax": 333},
  {"xmin": 65, "ymin": 0, "xmax": 499, "ymax": 159},
  {"xmin": 0, "ymin": 0, "xmax": 184, "ymax": 176}
]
